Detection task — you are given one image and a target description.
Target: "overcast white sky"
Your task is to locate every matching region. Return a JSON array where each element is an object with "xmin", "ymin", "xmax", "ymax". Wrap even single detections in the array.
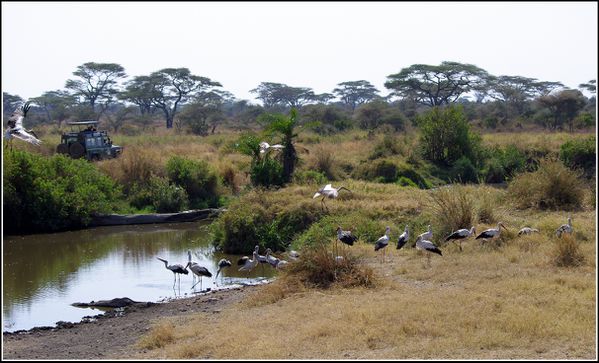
[{"xmin": 2, "ymin": 1, "xmax": 597, "ymax": 103}]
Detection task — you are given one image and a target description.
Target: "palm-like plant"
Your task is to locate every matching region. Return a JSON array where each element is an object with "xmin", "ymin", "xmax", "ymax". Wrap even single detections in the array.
[{"xmin": 259, "ymin": 108, "xmax": 299, "ymax": 183}]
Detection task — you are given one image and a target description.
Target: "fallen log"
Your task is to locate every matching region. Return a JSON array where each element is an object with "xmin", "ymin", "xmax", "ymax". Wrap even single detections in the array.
[
  {"xmin": 71, "ymin": 297, "xmax": 151, "ymax": 308},
  {"xmin": 88, "ymin": 208, "xmax": 224, "ymax": 227}
]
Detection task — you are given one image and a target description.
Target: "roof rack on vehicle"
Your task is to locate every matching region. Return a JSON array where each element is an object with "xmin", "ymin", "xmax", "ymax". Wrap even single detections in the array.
[{"xmin": 66, "ymin": 120, "xmax": 99, "ymax": 125}]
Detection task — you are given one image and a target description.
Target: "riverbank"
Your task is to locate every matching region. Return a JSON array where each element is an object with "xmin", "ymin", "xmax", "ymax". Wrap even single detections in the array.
[
  {"xmin": 3, "ymin": 239, "xmax": 596, "ymax": 360},
  {"xmin": 2, "ymin": 284, "xmax": 259, "ymax": 360}
]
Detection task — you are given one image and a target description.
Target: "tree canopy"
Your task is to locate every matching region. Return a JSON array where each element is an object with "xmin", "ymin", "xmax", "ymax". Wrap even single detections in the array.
[{"xmin": 384, "ymin": 61, "xmax": 490, "ymax": 107}]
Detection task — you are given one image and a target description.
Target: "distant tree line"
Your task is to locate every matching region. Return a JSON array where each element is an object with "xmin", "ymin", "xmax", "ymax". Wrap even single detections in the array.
[{"xmin": 3, "ymin": 61, "xmax": 595, "ymax": 134}]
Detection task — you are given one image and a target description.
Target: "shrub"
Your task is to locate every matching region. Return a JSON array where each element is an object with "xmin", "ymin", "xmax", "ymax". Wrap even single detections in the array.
[
  {"xmin": 312, "ymin": 146, "xmax": 343, "ymax": 180},
  {"xmin": 369, "ymin": 134, "xmax": 405, "ymax": 160},
  {"xmin": 417, "ymin": 105, "xmax": 480, "ymax": 166},
  {"xmin": 508, "ymin": 159, "xmax": 585, "ymax": 210},
  {"xmin": 484, "ymin": 145, "xmax": 527, "ymax": 183},
  {"xmin": 559, "ymin": 137, "xmax": 596, "ymax": 177},
  {"xmin": 3, "ymin": 150, "xmax": 120, "ymax": 233},
  {"xmin": 427, "ymin": 185, "xmax": 475, "ymax": 242},
  {"xmin": 352, "ymin": 159, "xmax": 398, "ymax": 183},
  {"xmin": 166, "ymin": 156, "xmax": 220, "ymax": 209},
  {"xmin": 397, "ymin": 176, "xmax": 417, "ymax": 187},
  {"xmin": 294, "ymin": 170, "xmax": 327, "ymax": 185},
  {"xmin": 211, "ymin": 190, "xmax": 326, "ymax": 254},
  {"xmin": 130, "ymin": 176, "xmax": 189, "ymax": 213},
  {"xmin": 250, "ymin": 157, "xmax": 285, "ymax": 188},
  {"xmin": 450, "ymin": 156, "xmax": 479, "ymax": 183},
  {"xmin": 285, "ymin": 244, "xmax": 375, "ymax": 288},
  {"xmin": 396, "ymin": 163, "xmax": 431, "ymax": 189},
  {"xmin": 552, "ymin": 234, "xmax": 585, "ymax": 267}
]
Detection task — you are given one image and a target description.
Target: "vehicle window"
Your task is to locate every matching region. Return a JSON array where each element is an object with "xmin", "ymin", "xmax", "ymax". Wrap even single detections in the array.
[
  {"xmin": 97, "ymin": 137, "xmax": 102, "ymax": 145},
  {"xmin": 87, "ymin": 138, "xmax": 95, "ymax": 147}
]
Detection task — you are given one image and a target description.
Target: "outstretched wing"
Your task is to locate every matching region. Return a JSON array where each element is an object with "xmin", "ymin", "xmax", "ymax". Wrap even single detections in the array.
[{"xmin": 11, "ymin": 129, "xmax": 42, "ymax": 146}]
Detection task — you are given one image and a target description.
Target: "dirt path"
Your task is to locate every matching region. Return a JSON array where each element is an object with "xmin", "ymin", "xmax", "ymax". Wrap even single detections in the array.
[{"xmin": 2, "ymin": 285, "xmax": 257, "ymax": 360}]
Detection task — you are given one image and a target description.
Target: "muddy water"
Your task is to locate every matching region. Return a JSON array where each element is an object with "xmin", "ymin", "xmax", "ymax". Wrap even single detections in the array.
[{"xmin": 2, "ymin": 221, "xmax": 275, "ymax": 332}]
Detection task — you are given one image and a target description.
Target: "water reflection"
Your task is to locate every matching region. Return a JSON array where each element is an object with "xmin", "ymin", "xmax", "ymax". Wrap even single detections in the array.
[{"xmin": 2, "ymin": 221, "xmax": 276, "ymax": 332}]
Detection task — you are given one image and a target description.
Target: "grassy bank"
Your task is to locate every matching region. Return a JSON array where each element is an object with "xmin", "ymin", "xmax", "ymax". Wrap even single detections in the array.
[{"xmin": 134, "ymin": 177, "xmax": 596, "ymax": 359}]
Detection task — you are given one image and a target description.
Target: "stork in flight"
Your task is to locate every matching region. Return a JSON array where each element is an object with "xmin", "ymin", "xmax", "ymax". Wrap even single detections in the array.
[
  {"xmin": 4, "ymin": 102, "xmax": 42, "ymax": 149},
  {"xmin": 259, "ymin": 141, "xmax": 284, "ymax": 154},
  {"xmin": 313, "ymin": 184, "xmax": 352, "ymax": 210}
]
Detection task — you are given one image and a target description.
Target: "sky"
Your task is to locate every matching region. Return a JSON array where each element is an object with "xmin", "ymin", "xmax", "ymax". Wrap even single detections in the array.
[{"xmin": 2, "ymin": 1, "xmax": 597, "ymax": 104}]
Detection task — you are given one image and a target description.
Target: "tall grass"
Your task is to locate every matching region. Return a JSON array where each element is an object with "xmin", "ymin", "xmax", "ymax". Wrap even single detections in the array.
[
  {"xmin": 508, "ymin": 159, "xmax": 585, "ymax": 210},
  {"xmin": 428, "ymin": 185, "xmax": 475, "ymax": 241},
  {"xmin": 551, "ymin": 234, "xmax": 585, "ymax": 267}
]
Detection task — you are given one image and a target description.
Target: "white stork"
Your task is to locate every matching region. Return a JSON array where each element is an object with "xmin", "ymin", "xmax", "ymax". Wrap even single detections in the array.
[
  {"xmin": 417, "ymin": 224, "xmax": 433, "ymax": 242},
  {"xmin": 414, "ymin": 237, "xmax": 443, "ymax": 266},
  {"xmin": 555, "ymin": 217, "xmax": 573, "ymax": 238},
  {"xmin": 259, "ymin": 141, "xmax": 284, "ymax": 154},
  {"xmin": 444, "ymin": 226, "xmax": 476, "ymax": 251},
  {"xmin": 313, "ymin": 184, "xmax": 352, "ymax": 210},
  {"xmin": 518, "ymin": 227, "xmax": 540, "ymax": 236},
  {"xmin": 4, "ymin": 102, "xmax": 42, "ymax": 149},
  {"xmin": 374, "ymin": 226, "xmax": 391, "ymax": 263},
  {"xmin": 396, "ymin": 225, "xmax": 409, "ymax": 250},
  {"xmin": 475, "ymin": 222, "xmax": 507, "ymax": 243}
]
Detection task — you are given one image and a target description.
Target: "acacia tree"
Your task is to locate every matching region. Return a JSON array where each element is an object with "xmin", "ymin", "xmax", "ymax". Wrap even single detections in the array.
[
  {"xmin": 31, "ymin": 90, "xmax": 77, "ymax": 127},
  {"xmin": 147, "ymin": 68, "xmax": 222, "ymax": 129},
  {"xmin": 119, "ymin": 76, "xmax": 157, "ymax": 115},
  {"xmin": 487, "ymin": 75, "xmax": 548, "ymax": 122},
  {"xmin": 384, "ymin": 61, "xmax": 490, "ymax": 107},
  {"xmin": 333, "ymin": 80, "xmax": 380, "ymax": 111},
  {"xmin": 104, "ymin": 104, "xmax": 136, "ymax": 133},
  {"xmin": 65, "ymin": 62, "xmax": 126, "ymax": 116},
  {"xmin": 537, "ymin": 89, "xmax": 586, "ymax": 132},
  {"xmin": 250, "ymin": 82, "xmax": 315, "ymax": 108},
  {"xmin": 579, "ymin": 79, "xmax": 596, "ymax": 94}
]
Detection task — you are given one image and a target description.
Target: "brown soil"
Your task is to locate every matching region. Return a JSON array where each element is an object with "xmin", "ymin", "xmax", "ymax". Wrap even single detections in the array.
[{"xmin": 2, "ymin": 285, "xmax": 256, "ymax": 360}]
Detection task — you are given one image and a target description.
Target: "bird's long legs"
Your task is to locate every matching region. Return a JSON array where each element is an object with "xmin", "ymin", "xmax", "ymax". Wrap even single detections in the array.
[{"xmin": 191, "ymin": 277, "xmax": 203, "ymax": 290}]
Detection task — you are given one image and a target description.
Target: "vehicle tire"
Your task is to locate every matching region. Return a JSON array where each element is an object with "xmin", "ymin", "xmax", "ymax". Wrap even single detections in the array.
[
  {"xmin": 69, "ymin": 142, "xmax": 85, "ymax": 159},
  {"xmin": 56, "ymin": 144, "xmax": 69, "ymax": 155}
]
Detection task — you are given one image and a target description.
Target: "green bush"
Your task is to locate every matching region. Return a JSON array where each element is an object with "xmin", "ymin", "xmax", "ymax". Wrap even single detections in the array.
[
  {"xmin": 451, "ymin": 156, "xmax": 479, "ymax": 183},
  {"xmin": 483, "ymin": 145, "xmax": 526, "ymax": 183},
  {"xmin": 559, "ymin": 137, "xmax": 595, "ymax": 177},
  {"xmin": 251, "ymin": 157, "xmax": 285, "ymax": 188},
  {"xmin": 417, "ymin": 105, "xmax": 480, "ymax": 166},
  {"xmin": 211, "ymin": 192, "xmax": 326, "ymax": 254},
  {"xmin": 353, "ymin": 159, "xmax": 398, "ymax": 183},
  {"xmin": 165, "ymin": 156, "xmax": 220, "ymax": 209},
  {"xmin": 369, "ymin": 134, "xmax": 405, "ymax": 160},
  {"xmin": 396, "ymin": 163, "xmax": 431, "ymax": 189},
  {"xmin": 397, "ymin": 176, "xmax": 418, "ymax": 187},
  {"xmin": 130, "ymin": 176, "xmax": 189, "ymax": 213},
  {"xmin": 3, "ymin": 150, "xmax": 120, "ymax": 233}
]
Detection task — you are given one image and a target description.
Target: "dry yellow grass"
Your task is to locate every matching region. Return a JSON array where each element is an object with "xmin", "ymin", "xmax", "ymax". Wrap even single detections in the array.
[{"xmin": 135, "ymin": 204, "xmax": 596, "ymax": 360}]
